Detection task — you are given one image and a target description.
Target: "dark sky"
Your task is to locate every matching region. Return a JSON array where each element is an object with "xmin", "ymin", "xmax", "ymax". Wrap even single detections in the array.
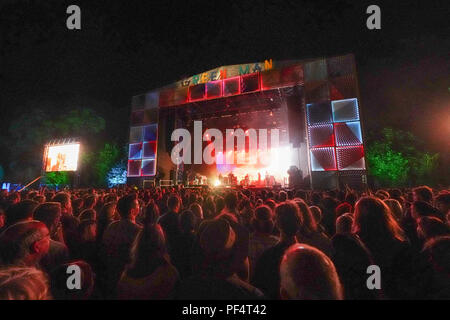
[{"xmin": 0, "ymin": 0, "xmax": 449, "ymax": 171}]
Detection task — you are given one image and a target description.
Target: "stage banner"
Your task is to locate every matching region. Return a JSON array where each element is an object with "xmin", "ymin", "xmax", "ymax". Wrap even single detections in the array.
[{"xmin": 176, "ymin": 59, "xmax": 274, "ymax": 88}]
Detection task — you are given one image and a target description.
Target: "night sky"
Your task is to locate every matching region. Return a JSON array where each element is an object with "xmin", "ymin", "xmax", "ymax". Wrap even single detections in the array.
[{"xmin": 0, "ymin": 0, "xmax": 449, "ymax": 180}]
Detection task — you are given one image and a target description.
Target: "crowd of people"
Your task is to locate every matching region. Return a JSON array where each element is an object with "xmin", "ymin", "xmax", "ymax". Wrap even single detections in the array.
[{"xmin": 0, "ymin": 184, "xmax": 449, "ymax": 300}]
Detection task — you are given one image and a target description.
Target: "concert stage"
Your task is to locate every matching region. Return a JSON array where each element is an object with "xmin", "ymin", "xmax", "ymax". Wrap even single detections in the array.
[{"xmin": 127, "ymin": 55, "xmax": 367, "ymax": 190}]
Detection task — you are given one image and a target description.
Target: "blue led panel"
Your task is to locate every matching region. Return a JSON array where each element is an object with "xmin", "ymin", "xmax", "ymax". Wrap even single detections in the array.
[
  {"xmin": 128, "ymin": 143, "xmax": 142, "ymax": 160},
  {"xmin": 142, "ymin": 159, "xmax": 156, "ymax": 176},
  {"xmin": 334, "ymin": 121, "xmax": 363, "ymax": 146},
  {"xmin": 143, "ymin": 124, "xmax": 158, "ymax": 141},
  {"xmin": 332, "ymin": 98, "xmax": 359, "ymax": 122}
]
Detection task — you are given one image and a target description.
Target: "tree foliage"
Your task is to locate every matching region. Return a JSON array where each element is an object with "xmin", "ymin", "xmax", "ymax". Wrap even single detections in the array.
[
  {"xmin": 106, "ymin": 161, "xmax": 127, "ymax": 187},
  {"xmin": 45, "ymin": 171, "xmax": 69, "ymax": 187},
  {"xmin": 366, "ymin": 128, "xmax": 439, "ymax": 186},
  {"xmin": 94, "ymin": 143, "xmax": 121, "ymax": 187},
  {"xmin": 5, "ymin": 106, "xmax": 106, "ymax": 183}
]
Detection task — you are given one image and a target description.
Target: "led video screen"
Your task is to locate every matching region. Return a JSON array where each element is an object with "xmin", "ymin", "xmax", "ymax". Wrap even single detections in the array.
[{"xmin": 45, "ymin": 143, "xmax": 80, "ymax": 172}]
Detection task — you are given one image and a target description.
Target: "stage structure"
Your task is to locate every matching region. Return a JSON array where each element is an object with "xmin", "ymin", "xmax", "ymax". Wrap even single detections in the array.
[{"xmin": 127, "ymin": 54, "xmax": 367, "ymax": 189}]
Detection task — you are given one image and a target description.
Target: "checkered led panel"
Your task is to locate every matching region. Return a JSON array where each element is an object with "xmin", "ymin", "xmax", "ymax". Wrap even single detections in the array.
[
  {"xmin": 306, "ymin": 55, "xmax": 366, "ymax": 184},
  {"xmin": 128, "ymin": 105, "xmax": 158, "ymax": 176},
  {"xmin": 308, "ymin": 108, "xmax": 365, "ymax": 172}
]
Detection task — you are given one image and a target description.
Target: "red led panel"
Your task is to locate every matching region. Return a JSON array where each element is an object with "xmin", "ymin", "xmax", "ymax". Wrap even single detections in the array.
[
  {"xmin": 310, "ymin": 147, "xmax": 337, "ymax": 171},
  {"xmin": 336, "ymin": 145, "xmax": 365, "ymax": 170},
  {"xmin": 189, "ymin": 83, "xmax": 206, "ymax": 101},
  {"xmin": 330, "ymin": 74, "xmax": 357, "ymax": 100},
  {"xmin": 223, "ymin": 76, "xmax": 240, "ymax": 96},
  {"xmin": 206, "ymin": 80, "xmax": 223, "ymax": 99},
  {"xmin": 308, "ymin": 124, "xmax": 335, "ymax": 148},
  {"xmin": 241, "ymin": 73, "xmax": 260, "ymax": 93},
  {"xmin": 260, "ymin": 68, "xmax": 281, "ymax": 90},
  {"xmin": 127, "ymin": 160, "xmax": 142, "ymax": 177},
  {"xmin": 143, "ymin": 141, "xmax": 157, "ymax": 159}
]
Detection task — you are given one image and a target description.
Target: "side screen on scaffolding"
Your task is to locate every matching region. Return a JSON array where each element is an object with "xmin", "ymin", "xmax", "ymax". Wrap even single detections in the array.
[{"xmin": 44, "ymin": 143, "xmax": 80, "ymax": 172}]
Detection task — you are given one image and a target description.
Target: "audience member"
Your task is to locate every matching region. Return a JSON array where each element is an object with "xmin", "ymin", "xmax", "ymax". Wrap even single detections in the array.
[{"xmin": 280, "ymin": 243, "xmax": 343, "ymax": 300}]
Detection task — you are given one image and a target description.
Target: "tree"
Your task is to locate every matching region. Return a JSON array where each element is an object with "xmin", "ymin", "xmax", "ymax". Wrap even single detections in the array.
[
  {"xmin": 5, "ymin": 105, "xmax": 106, "ymax": 183},
  {"xmin": 94, "ymin": 143, "xmax": 121, "ymax": 187},
  {"xmin": 106, "ymin": 161, "xmax": 127, "ymax": 188},
  {"xmin": 366, "ymin": 128, "xmax": 439, "ymax": 187},
  {"xmin": 45, "ymin": 171, "xmax": 70, "ymax": 187},
  {"xmin": 366, "ymin": 140, "xmax": 410, "ymax": 186}
]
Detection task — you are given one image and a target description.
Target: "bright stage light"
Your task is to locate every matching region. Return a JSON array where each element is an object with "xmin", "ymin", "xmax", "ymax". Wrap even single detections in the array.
[
  {"xmin": 45, "ymin": 143, "xmax": 80, "ymax": 172},
  {"xmin": 214, "ymin": 179, "xmax": 221, "ymax": 187},
  {"xmin": 216, "ymin": 144, "xmax": 294, "ymax": 184}
]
